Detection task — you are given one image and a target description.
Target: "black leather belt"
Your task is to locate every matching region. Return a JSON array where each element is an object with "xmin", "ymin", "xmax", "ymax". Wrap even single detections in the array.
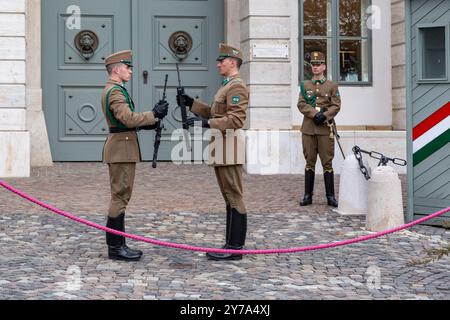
[{"xmin": 109, "ymin": 127, "xmax": 136, "ymax": 134}]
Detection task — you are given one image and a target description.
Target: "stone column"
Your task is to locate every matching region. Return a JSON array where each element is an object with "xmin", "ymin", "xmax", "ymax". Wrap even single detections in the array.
[
  {"xmin": 224, "ymin": 0, "xmax": 240, "ymax": 47},
  {"xmin": 26, "ymin": 0, "xmax": 53, "ymax": 167},
  {"xmin": 391, "ymin": 0, "xmax": 406, "ymax": 131},
  {"xmin": 239, "ymin": 0, "xmax": 298, "ymax": 174},
  {"xmin": 0, "ymin": 0, "xmax": 30, "ymax": 177}
]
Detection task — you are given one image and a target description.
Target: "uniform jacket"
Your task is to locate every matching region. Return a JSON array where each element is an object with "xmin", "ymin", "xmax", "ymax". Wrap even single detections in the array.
[
  {"xmin": 191, "ymin": 75, "xmax": 249, "ymax": 166},
  {"xmin": 101, "ymin": 80, "xmax": 155, "ymax": 163},
  {"xmin": 297, "ymin": 79, "xmax": 341, "ymax": 135}
]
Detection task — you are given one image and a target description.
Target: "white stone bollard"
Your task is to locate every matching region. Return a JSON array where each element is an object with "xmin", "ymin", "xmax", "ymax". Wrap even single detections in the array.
[
  {"xmin": 366, "ymin": 166, "xmax": 404, "ymax": 232},
  {"xmin": 334, "ymin": 154, "xmax": 370, "ymax": 216}
]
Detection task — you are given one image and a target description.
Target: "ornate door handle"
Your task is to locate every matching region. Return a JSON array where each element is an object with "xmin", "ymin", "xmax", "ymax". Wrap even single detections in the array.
[
  {"xmin": 74, "ymin": 30, "xmax": 99, "ymax": 61},
  {"xmin": 169, "ymin": 31, "xmax": 193, "ymax": 60}
]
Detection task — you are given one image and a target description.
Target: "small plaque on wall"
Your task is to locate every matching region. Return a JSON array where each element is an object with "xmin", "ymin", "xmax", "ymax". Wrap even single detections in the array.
[{"xmin": 252, "ymin": 43, "xmax": 289, "ymax": 59}]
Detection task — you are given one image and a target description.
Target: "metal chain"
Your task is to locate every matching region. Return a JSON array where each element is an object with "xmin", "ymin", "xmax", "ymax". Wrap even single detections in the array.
[
  {"xmin": 352, "ymin": 146, "xmax": 407, "ymax": 180},
  {"xmin": 352, "ymin": 146, "xmax": 371, "ymax": 180}
]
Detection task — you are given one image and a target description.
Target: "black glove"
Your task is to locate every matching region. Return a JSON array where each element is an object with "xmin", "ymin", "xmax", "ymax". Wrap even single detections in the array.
[
  {"xmin": 152, "ymin": 100, "xmax": 169, "ymax": 120},
  {"xmin": 186, "ymin": 116, "xmax": 210, "ymax": 128},
  {"xmin": 176, "ymin": 93, "xmax": 194, "ymax": 109},
  {"xmin": 313, "ymin": 112, "xmax": 327, "ymax": 125}
]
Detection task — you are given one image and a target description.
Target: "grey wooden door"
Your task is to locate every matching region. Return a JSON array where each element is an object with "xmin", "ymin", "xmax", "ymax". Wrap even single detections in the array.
[
  {"xmin": 42, "ymin": 0, "xmax": 132, "ymax": 161},
  {"xmin": 42, "ymin": 0, "xmax": 224, "ymax": 162},
  {"xmin": 407, "ymin": 0, "xmax": 450, "ymax": 225},
  {"xmin": 136, "ymin": 0, "xmax": 224, "ymax": 161}
]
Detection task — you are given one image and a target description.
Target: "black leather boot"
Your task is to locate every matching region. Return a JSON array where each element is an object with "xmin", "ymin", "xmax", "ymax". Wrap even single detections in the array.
[
  {"xmin": 206, "ymin": 206, "xmax": 232, "ymax": 260},
  {"xmin": 206, "ymin": 208, "xmax": 247, "ymax": 261},
  {"xmin": 106, "ymin": 213, "xmax": 142, "ymax": 261},
  {"xmin": 119, "ymin": 213, "xmax": 143, "ymax": 257},
  {"xmin": 225, "ymin": 205, "xmax": 231, "ymax": 244},
  {"xmin": 300, "ymin": 170, "xmax": 315, "ymax": 206},
  {"xmin": 324, "ymin": 172, "xmax": 338, "ymax": 207}
]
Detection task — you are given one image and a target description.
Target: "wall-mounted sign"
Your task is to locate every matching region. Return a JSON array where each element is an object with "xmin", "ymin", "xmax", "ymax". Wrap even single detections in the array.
[{"xmin": 252, "ymin": 43, "xmax": 289, "ymax": 59}]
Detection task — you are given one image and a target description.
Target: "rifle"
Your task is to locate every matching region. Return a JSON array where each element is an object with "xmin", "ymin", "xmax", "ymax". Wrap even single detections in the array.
[
  {"xmin": 152, "ymin": 74, "xmax": 168, "ymax": 168},
  {"xmin": 175, "ymin": 63, "xmax": 192, "ymax": 151}
]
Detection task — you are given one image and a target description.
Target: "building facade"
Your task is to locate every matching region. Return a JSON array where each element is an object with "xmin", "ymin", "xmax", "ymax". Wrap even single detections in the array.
[{"xmin": 0, "ymin": 0, "xmax": 408, "ymax": 177}]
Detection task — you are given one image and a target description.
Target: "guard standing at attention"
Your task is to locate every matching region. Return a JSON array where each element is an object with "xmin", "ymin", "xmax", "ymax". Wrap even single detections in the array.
[
  {"xmin": 177, "ymin": 43, "xmax": 249, "ymax": 261},
  {"xmin": 298, "ymin": 51, "xmax": 341, "ymax": 207},
  {"xmin": 102, "ymin": 50, "xmax": 169, "ymax": 261}
]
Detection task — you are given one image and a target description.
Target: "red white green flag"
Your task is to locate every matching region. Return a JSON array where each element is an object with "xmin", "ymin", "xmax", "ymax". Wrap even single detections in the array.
[{"xmin": 413, "ymin": 102, "xmax": 450, "ymax": 166}]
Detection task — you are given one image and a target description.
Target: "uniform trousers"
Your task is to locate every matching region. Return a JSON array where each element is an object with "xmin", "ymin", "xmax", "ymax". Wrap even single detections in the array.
[
  {"xmin": 302, "ymin": 134, "xmax": 335, "ymax": 173},
  {"xmin": 108, "ymin": 163, "xmax": 136, "ymax": 218},
  {"xmin": 214, "ymin": 165, "xmax": 246, "ymax": 214}
]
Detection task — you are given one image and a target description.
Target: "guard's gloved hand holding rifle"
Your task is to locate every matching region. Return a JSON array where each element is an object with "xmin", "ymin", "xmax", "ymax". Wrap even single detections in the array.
[
  {"xmin": 186, "ymin": 115, "xmax": 210, "ymax": 128},
  {"xmin": 176, "ymin": 93, "xmax": 193, "ymax": 109},
  {"xmin": 152, "ymin": 99, "xmax": 169, "ymax": 120},
  {"xmin": 138, "ymin": 100, "xmax": 168, "ymax": 130},
  {"xmin": 151, "ymin": 74, "xmax": 169, "ymax": 168}
]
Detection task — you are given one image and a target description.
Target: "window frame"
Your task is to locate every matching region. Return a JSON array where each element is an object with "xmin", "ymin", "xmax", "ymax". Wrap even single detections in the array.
[
  {"xmin": 416, "ymin": 22, "xmax": 449, "ymax": 84},
  {"xmin": 299, "ymin": 0, "xmax": 373, "ymax": 86}
]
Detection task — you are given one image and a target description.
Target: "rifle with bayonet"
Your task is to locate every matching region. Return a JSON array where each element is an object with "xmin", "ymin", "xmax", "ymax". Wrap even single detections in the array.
[
  {"xmin": 152, "ymin": 74, "xmax": 168, "ymax": 168},
  {"xmin": 175, "ymin": 63, "xmax": 191, "ymax": 151}
]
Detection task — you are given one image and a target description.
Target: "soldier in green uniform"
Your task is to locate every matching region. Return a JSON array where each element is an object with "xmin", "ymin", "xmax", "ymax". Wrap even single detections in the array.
[
  {"xmin": 102, "ymin": 50, "xmax": 169, "ymax": 261},
  {"xmin": 297, "ymin": 51, "xmax": 341, "ymax": 207},
  {"xmin": 177, "ymin": 43, "xmax": 249, "ymax": 261}
]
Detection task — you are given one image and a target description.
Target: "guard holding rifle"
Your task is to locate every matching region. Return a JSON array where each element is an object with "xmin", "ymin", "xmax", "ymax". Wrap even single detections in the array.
[
  {"xmin": 297, "ymin": 51, "xmax": 341, "ymax": 208},
  {"xmin": 177, "ymin": 43, "xmax": 249, "ymax": 261},
  {"xmin": 101, "ymin": 50, "xmax": 169, "ymax": 261}
]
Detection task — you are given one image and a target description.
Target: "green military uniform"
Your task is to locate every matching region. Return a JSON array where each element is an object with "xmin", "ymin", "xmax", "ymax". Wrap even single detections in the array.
[
  {"xmin": 101, "ymin": 50, "xmax": 157, "ymax": 261},
  {"xmin": 297, "ymin": 51, "xmax": 341, "ymax": 207},
  {"xmin": 188, "ymin": 43, "xmax": 249, "ymax": 260}
]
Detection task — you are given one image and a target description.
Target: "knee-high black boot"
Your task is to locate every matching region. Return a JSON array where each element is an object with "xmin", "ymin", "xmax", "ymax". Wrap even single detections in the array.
[
  {"xmin": 324, "ymin": 172, "xmax": 338, "ymax": 207},
  {"xmin": 225, "ymin": 205, "xmax": 231, "ymax": 244},
  {"xmin": 206, "ymin": 206, "xmax": 232, "ymax": 260},
  {"xmin": 106, "ymin": 213, "xmax": 142, "ymax": 261},
  {"xmin": 300, "ymin": 170, "xmax": 315, "ymax": 206},
  {"xmin": 206, "ymin": 208, "xmax": 246, "ymax": 261}
]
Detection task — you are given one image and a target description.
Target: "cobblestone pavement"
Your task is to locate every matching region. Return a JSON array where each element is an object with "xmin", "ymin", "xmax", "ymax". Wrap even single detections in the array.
[{"xmin": 0, "ymin": 163, "xmax": 449, "ymax": 300}]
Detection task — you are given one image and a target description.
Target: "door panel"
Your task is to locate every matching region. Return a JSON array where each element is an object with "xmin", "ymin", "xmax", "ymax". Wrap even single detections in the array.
[
  {"xmin": 136, "ymin": 0, "xmax": 224, "ymax": 161},
  {"xmin": 42, "ymin": 0, "xmax": 132, "ymax": 161}
]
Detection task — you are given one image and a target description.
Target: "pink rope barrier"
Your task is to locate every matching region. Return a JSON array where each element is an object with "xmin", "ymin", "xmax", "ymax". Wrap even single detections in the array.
[{"xmin": 1, "ymin": 180, "xmax": 449, "ymax": 255}]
